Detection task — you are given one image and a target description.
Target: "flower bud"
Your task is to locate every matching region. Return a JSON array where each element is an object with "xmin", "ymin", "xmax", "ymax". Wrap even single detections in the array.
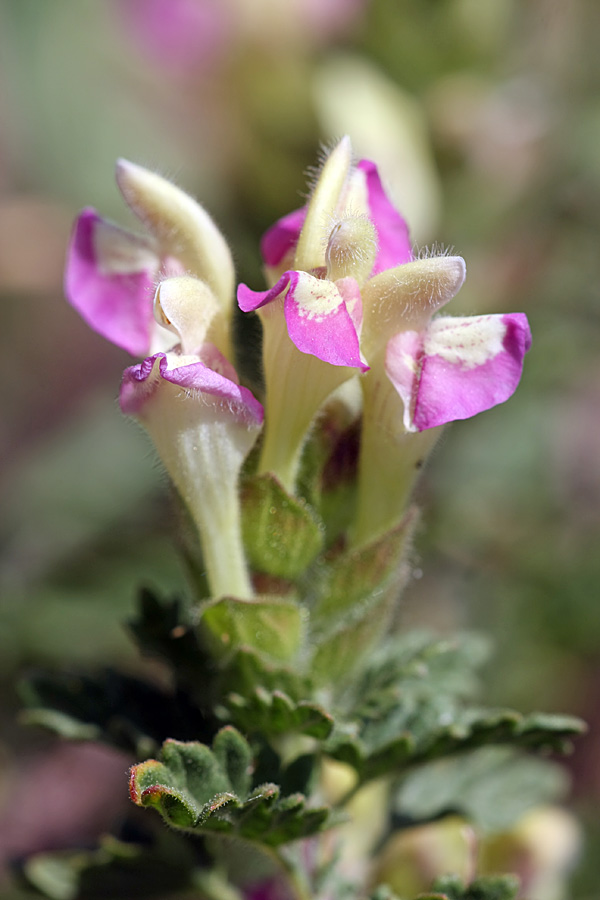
[
  {"xmin": 361, "ymin": 255, "xmax": 467, "ymax": 359},
  {"xmin": 294, "ymin": 136, "xmax": 353, "ymax": 272},
  {"xmin": 116, "ymin": 160, "xmax": 235, "ymax": 314},
  {"xmin": 325, "ymin": 215, "xmax": 378, "ymax": 284},
  {"xmin": 154, "ymin": 275, "xmax": 223, "ymax": 356}
]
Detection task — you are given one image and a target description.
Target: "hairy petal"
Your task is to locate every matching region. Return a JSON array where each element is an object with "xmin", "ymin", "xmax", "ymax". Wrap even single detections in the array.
[
  {"xmin": 260, "ymin": 206, "xmax": 307, "ymax": 269},
  {"xmin": 386, "ymin": 313, "xmax": 532, "ymax": 432},
  {"xmin": 120, "ymin": 351, "xmax": 264, "ymax": 425},
  {"xmin": 116, "ymin": 160, "xmax": 235, "ymax": 311},
  {"xmin": 65, "ymin": 208, "xmax": 159, "ymax": 356},
  {"xmin": 356, "ymin": 160, "xmax": 412, "ymax": 274},
  {"xmin": 237, "ymin": 272, "xmax": 292, "ymax": 313},
  {"xmin": 284, "ymin": 272, "xmax": 368, "ymax": 370}
]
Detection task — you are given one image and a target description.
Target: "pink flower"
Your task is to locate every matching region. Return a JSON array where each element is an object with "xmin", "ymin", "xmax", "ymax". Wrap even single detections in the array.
[
  {"xmin": 241, "ymin": 138, "xmax": 531, "ymax": 436},
  {"xmin": 119, "ymin": 0, "xmax": 230, "ymax": 74},
  {"xmin": 65, "ymin": 207, "xmax": 173, "ymax": 357},
  {"xmin": 386, "ymin": 312, "xmax": 532, "ymax": 433},
  {"xmin": 65, "ymin": 161, "xmax": 235, "ymax": 360},
  {"xmin": 119, "ymin": 321, "xmax": 263, "ymax": 599},
  {"xmin": 120, "ymin": 349, "xmax": 263, "ymax": 427}
]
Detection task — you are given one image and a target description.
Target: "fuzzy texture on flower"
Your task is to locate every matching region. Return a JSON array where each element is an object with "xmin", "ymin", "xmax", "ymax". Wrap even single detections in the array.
[
  {"xmin": 238, "ymin": 271, "xmax": 367, "ymax": 370},
  {"xmin": 244, "ymin": 140, "xmax": 531, "ymax": 435},
  {"xmin": 65, "ymin": 208, "xmax": 171, "ymax": 357},
  {"xmin": 259, "ymin": 159, "xmax": 411, "ymax": 278},
  {"xmin": 120, "ymin": 350, "xmax": 263, "ymax": 426},
  {"xmin": 385, "ymin": 313, "xmax": 532, "ymax": 432},
  {"xmin": 65, "ymin": 161, "xmax": 235, "ymax": 359},
  {"xmin": 240, "ymin": 154, "xmax": 416, "ymax": 372},
  {"xmin": 121, "ymin": 347, "xmax": 263, "ymax": 599}
]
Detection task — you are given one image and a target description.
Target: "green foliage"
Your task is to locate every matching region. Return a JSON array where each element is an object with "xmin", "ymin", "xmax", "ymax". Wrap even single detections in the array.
[
  {"xmin": 19, "ymin": 669, "xmax": 213, "ymax": 759},
  {"xmin": 128, "ymin": 588, "xmax": 212, "ymax": 689},
  {"xmin": 224, "ymin": 688, "xmax": 333, "ymax": 739},
  {"xmin": 199, "ymin": 595, "xmax": 304, "ymax": 663},
  {"xmin": 370, "ymin": 874, "xmax": 521, "ymax": 900},
  {"xmin": 129, "ymin": 727, "xmax": 334, "ymax": 845},
  {"xmin": 430, "ymin": 874, "xmax": 520, "ymax": 900},
  {"xmin": 325, "ymin": 634, "xmax": 585, "ymax": 783},
  {"xmin": 396, "ymin": 746, "xmax": 569, "ymax": 831},
  {"xmin": 308, "ymin": 517, "xmax": 416, "ymax": 683},
  {"xmin": 21, "ymin": 831, "xmax": 195, "ymax": 900},
  {"xmin": 241, "ymin": 473, "xmax": 324, "ymax": 579},
  {"xmin": 309, "ymin": 519, "xmax": 414, "ymax": 636}
]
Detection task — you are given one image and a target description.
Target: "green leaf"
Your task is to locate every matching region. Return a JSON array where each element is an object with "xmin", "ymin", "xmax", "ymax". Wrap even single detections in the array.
[
  {"xmin": 19, "ymin": 669, "xmax": 212, "ymax": 758},
  {"xmin": 324, "ymin": 633, "xmax": 586, "ymax": 782},
  {"xmin": 370, "ymin": 874, "xmax": 520, "ymax": 900},
  {"xmin": 396, "ymin": 746, "xmax": 569, "ymax": 831},
  {"xmin": 219, "ymin": 646, "xmax": 311, "ymax": 701},
  {"xmin": 200, "ymin": 596, "xmax": 303, "ymax": 663},
  {"xmin": 224, "ymin": 688, "xmax": 333, "ymax": 739},
  {"xmin": 22, "ymin": 830, "xmax": 194, "ymax": 900},
  {"xmin": 241, "ymin": 473, "xmax": 324, "ymax": 579},
  {"xmin": 352, "ymin": 633, "xmax": 490, "ymax": 707},
  {"xmin": 432, "ymin": 873, "xmax": 520, "ymax": 900},
  {"xmin": 327, "ymin": 697, "xmax": 584, "ymax": 782},
  {"xmin": 309, "ymin": 519, "xmax": 416, "ymax": 684},
  {"xmin": 310, "ymin": 516, "xmax": 415, "ymax": 635},
  {"xmin": 212, "ymin": 726, "xmax": 253, "ymax": 798},
  {"xmin": 130, "ymin": 729, "xmax": 335, "ymax": 846},
  {"xmin": 128, "ymin": 588, "xmax": 213, "ymax": 688}
]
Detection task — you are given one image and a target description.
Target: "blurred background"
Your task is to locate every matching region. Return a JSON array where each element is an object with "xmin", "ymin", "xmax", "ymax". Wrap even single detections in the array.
[{"xmin": 0, "ymin": 0, "xmax": 599, "ymax": 897}]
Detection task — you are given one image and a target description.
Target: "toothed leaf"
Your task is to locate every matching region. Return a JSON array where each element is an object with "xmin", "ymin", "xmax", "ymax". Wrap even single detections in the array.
[
  {"xmin": 129, "ymin": 729, "xmax": 335, "ymax": 846},
  {"xmin": 225, "ymin": 689, "xmax": 333, "ymax": 739}
]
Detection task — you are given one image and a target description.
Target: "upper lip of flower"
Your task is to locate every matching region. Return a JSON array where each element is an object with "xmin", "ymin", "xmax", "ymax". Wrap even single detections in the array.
[
  {"xmin": 65, "ymin": 161, "xmax": 236, "ymax": 360},
  {"xmin": 242, "ymin": 138, "xmax": 531, "ymax": 433}
]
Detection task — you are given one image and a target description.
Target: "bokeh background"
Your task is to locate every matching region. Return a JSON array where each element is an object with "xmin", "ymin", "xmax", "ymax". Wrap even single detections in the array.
[{"xmin": 1, "ymin": 0, "xmax": 599, "ymax": 897}]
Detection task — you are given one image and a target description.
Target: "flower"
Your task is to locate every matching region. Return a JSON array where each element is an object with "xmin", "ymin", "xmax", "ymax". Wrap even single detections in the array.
[
  {"xmin": 238, "ymin": 137, "xmax": 531, "ymax": 539},
  {"xmin": 238, "ymin": 137, "xmax": 413, "ymax": 490},
  {"xmin": 121, "ymin": 276, "xmax": 263, "ymax": 599},
  {"xmin": 65, "ymin": 160, "xmax": 234, "ymax": 360},
  {"xmin": 385, "ymin": 311, "xmax": 532, "ymax": 434},
  {"xmin": 65, "ymin": 163, "xmax": 264, "ymax": 597}
]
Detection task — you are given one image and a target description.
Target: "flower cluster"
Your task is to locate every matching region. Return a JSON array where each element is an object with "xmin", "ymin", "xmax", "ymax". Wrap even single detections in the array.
[{"xmin": 65, "ymin": 137, "xmax": 531, "ymax": 596}]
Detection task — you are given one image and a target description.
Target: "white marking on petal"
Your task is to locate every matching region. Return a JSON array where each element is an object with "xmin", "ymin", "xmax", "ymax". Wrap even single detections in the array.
[
  {"xmin": 292, "ymin": 274, "xmax": 343, "ymax": 321},
  {"xmin": 425, "ymin": 315, "xmax": 506, "ymax": 369}
]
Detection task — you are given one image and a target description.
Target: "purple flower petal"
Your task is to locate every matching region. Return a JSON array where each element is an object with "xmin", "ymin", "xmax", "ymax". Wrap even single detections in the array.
[
  {"xmin": 284, "ymin": 271, "xmax": 368, "ymax": 370},
  {"xmin": 386, "ymin": 313, "xmax": 531, "ymax": 432},
  {"xmin": 237, "ymin": 272, "xmax": 291, "ymax": 313},
  {"xmin": 356, "ymin": 160, "xmax": 412, "ymax": 275},
  {"xmin": 259, "ymin": 159, "xmax": 411, "ymax": 279},
  {"xmin": 120, "ymin": 352, "xmax": 264, "ymax": 425},
  {"xmin": 260, "ymin": 207, "xmax": 307, "ymax": 269},
  {"xmin": 239, "ymin": 270, "xmax": 367, "ymax": 370},
  {"xmin": 65, "ymin": 208, "xmax": 159, "ymax": 356}
]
